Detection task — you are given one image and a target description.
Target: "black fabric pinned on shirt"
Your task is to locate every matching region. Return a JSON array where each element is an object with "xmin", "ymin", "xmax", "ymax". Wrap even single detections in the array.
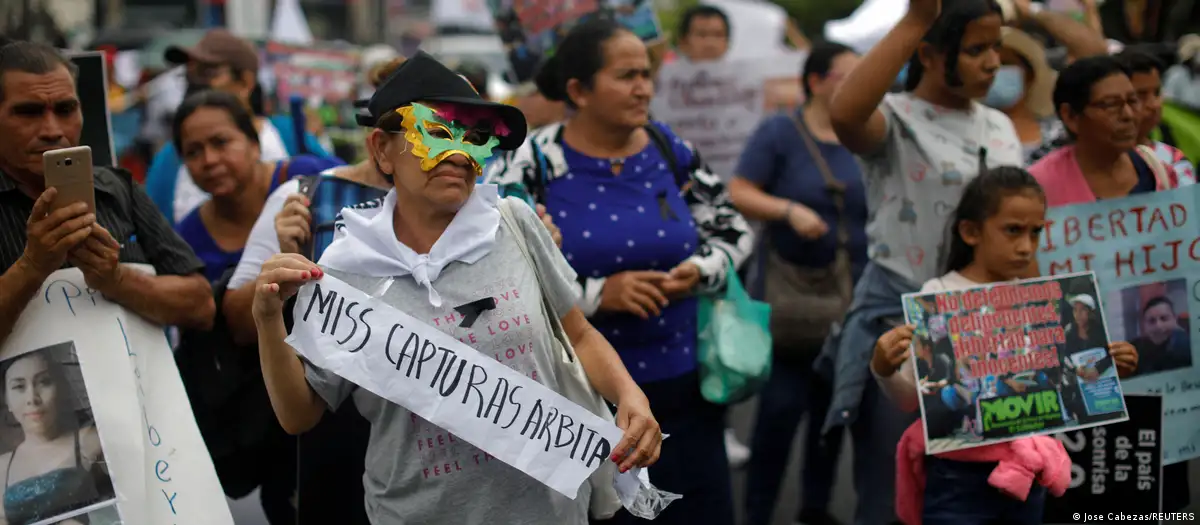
[
  {"xmin": 657, "ymin": 191, "xmax": 679, "ymax": 221},
  {"xmin": 455, "ymin": 297, "xmax": 497, "ymax": 328}
]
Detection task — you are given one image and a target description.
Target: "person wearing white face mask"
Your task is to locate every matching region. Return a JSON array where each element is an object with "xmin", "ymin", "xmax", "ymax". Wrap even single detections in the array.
[
  {"xmin": 987, "ymin": 28, "xmax": 1061, "ymax": 165},
  {"xmin": 982, "ymin": 0, "xmax": 1108, "ymax": 166}
]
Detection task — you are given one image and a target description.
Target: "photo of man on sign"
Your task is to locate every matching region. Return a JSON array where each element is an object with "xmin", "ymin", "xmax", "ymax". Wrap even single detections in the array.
[{"xmin": 1105, "ymin": 280, "xmax": 1194, "ymax": 377}]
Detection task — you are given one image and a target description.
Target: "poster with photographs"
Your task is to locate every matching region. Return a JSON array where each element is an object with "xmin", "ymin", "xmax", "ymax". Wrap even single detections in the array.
[
  {"xmin": 1, "ymin": 267, "xmax": 234, "ymax": 525},
  {"xmin": 0, "ymin": 342, "xmax": 117, "ymax": 524},
  {"xmin": 1039, "ymin": 186, "xmax": 1200, "ymax": 464},
  {"xmin": 488, "ymin": 0, "xmax": 664, "ymax": 83},
  {"xmin": 902, "ymin": 272, "xmax": 1129, "ymax": 454}
]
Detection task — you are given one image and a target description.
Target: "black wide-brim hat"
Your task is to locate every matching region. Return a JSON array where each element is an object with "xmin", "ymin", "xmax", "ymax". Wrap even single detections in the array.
[{"xmin": 355, "ymin": 51, "xmax": 528, "ymax": 151}]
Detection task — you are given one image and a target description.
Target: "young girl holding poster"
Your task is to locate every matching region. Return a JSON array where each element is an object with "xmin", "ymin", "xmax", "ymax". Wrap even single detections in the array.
[
  {"xmin": 870, "ymin": 167, "xmax": 1140, "ymax": 524},
  {"xmin": 822, "ymin": 0, "xmax": 1025, "ymax": 520}
]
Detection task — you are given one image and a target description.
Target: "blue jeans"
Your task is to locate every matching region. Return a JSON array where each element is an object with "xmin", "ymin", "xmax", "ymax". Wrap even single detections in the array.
[
  {"xmin": 818, "ymin": 263, "xmax": 918, "ymax": 525},
  {"xmin": 849, "ymin": 380, "xmax": 918, "ymax": 525},
  {"xmin": 594, "ymin": 371, "xmax": 735, "ymax": 525},
  {"xmin": 923, "ymin": 457, "xmax": 1047, "ymax": 525},
  {"xmin": 745, "ymin": 357, "xmax": 843, "ymax": 525}
]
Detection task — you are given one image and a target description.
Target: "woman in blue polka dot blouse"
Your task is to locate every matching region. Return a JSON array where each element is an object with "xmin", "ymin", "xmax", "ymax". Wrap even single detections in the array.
[{"xmin": 484, "ymin": 18, "xmax": 753, "ymax": 525}]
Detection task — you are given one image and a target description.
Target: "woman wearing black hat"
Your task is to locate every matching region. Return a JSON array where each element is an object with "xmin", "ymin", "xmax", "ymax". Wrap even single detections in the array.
[{"xmin": 248, "ymin": 52, "xmax": 661, "ymax": 525}]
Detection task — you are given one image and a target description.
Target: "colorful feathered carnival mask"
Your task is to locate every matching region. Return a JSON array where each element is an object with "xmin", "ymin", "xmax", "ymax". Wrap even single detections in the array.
[{"xmin": 393, "ymin": 102, "xmax": 513, "ymax": 177}]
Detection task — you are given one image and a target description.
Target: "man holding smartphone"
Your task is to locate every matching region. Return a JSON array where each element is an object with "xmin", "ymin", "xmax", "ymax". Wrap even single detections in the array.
[{"xmin": 0, "ymin": 40, "xmax": 214, "ymax": 344}]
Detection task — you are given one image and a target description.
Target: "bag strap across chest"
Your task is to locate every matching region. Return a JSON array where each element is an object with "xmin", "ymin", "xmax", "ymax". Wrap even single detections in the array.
[
  {"xmin": 527, "ymin": 124, "xmax": 688, "ymax": 203},
  {"xmin": 788, "ymin": 113, "xmax": 853, "ymax": 304}
]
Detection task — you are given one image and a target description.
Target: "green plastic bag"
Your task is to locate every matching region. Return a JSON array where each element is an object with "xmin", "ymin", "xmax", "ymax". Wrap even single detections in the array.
[{"xmin": 697, "ymin": 262, "xmax": 772, "ymax": 405}]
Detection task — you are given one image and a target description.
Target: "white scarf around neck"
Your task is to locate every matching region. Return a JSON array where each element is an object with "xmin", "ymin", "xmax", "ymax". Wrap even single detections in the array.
[{"xmin": 318, "ymin": 184, "xmax": 501, "ymax": 307}]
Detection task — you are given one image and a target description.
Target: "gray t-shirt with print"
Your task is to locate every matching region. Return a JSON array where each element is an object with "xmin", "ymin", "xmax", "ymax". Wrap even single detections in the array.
[
  {"xmin": 303, "ymin": 199, "xmax": 589, "ymax": 525},
  {"xmin": 861, "ymin": 92, "xmax": 1023, "ymax": 286}
]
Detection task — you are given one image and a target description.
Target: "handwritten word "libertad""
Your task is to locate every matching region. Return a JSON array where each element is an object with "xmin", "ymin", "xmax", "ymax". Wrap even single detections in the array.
[
  {"xmin": 1041, "ymin": 201, "xmax": 1197, "ymax": 278},
  {"xmin": 118, "ymin": 318, "xmax": 180, "ymax": 518}
]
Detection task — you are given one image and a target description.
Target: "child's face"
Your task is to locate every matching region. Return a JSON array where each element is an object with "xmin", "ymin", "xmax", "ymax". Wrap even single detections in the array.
[{"xmin": 961, "ymin": 191, "xmax": 1046, "ymax": 280}]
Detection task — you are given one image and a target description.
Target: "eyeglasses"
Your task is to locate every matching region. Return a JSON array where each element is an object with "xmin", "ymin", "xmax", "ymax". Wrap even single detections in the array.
[{"xmin": 1086, "ymin": 96, "xmax": 1142, "ymax": 116}]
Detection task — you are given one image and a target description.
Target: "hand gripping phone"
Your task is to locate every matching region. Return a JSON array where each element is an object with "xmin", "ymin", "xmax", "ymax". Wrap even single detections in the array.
[{"xmin": 42, "ymin": 146, "xmax": 96, "ymax": 213}]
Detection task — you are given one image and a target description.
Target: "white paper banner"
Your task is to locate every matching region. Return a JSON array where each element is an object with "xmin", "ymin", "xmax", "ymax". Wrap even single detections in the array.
[
  {"xmin": 285, "ymin": 274, "xmax": 624, "ymax": 499},
  {"xmin": 1, "ymin": 266, "xmax": 233, "ymax": 525},
  {"xmin": 432, "ymin": 0, "xmax": 494, "ymax": 31},
  {"xmin": 651, "ymin": 53, "xmax": 807, "ymax": 181}
]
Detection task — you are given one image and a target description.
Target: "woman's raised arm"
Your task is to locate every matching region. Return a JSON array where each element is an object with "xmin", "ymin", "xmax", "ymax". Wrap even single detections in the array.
[
  {"xmin": 253, "ymin": 254, "xmax": 330, "ymax": 435},
  {"xmin": 830, "ymin": 10, "xmax": 937, "ymax": 155}
]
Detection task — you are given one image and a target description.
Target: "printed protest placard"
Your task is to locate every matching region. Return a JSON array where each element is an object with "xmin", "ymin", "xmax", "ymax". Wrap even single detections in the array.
[
  {"xmin": 489, "ymin": 0, "xmax": 664, "ymax": 83},
  {"xmin": 1, "ymin": 267, "xmax": 233, "ymax": 525},
  {"xmin": 285, "ymin": 273, "xmax": 624, "ymax": 498},
  {"xmin": 650, "ymin": 54, "xmax": 806, "ymax": 181},
  {"xmin": 1038, "ymin": 187, "xmax": 1200, "ymax": 464},
  {"xmin": 1043, "ymin": 394, "xmax": 1162, "ymax": 524},
  {"xmin": 902, "ymin": 273, "xmax": 1129, "ymax": 454},
  {"xmin": 263, "ymin": 41, "xmax": 360, "ymax": 105}
]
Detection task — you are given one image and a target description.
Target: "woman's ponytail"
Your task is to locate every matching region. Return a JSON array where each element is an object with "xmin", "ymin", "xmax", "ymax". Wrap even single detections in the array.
[
  {"xmin": 534, "ymin": 53, "xmax": 568, "ymax": 102},
  {"xmin": 531, "ymin": 17, "xmax": 628, "ymax": 108},
  {"xmin": 904, "ymin": 55, "xmax": 924, "ymax": 91}
]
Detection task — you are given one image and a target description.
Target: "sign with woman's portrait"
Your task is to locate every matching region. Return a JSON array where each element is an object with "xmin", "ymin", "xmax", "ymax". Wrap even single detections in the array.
[
  {"xmin": 0, "ymin": 343, "xmax": 117, "ymax": 524},
  {"xmin": 0, "ymin": 267, "xmax": 233, "ymax": 525}
]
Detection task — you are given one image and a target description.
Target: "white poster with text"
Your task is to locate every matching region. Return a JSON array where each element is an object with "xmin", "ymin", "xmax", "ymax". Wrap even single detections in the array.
[{"xmin": 651, "ymin": 53, "xmax": 807, "ymax": 181}]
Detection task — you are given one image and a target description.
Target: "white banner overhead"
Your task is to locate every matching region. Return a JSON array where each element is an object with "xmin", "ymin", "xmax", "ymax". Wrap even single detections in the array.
[
  {"xmin": 1, "ymin": 266, "xmax": 233, "ymax": 525},
  {"xmin": 824, "ymin": 0, "xmax": 908, "ymax": 53},
  {"xmin": 270, "ymin": 0, "xmax": 314, "ymax": 46},
  {"xmin": 432, "ymin": 0, "xmax": 495, "ymax": 31}
]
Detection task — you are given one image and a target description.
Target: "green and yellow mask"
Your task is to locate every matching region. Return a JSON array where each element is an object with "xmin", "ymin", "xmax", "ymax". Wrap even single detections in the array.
[{"xmin": 393, "ymin": 102, "xmax": 510, "ymax": 176}]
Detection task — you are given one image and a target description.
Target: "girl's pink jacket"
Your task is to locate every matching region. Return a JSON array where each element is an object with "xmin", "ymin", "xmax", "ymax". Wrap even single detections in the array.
[{"xmin": 895, "ymin": 421, "xmax": 1073, "ymax": 525}]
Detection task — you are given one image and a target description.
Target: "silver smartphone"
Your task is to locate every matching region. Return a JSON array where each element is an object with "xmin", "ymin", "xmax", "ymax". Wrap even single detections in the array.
[{"xmin": 42, "ymin": 146, "xmax": 96, "ymax": 213}]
